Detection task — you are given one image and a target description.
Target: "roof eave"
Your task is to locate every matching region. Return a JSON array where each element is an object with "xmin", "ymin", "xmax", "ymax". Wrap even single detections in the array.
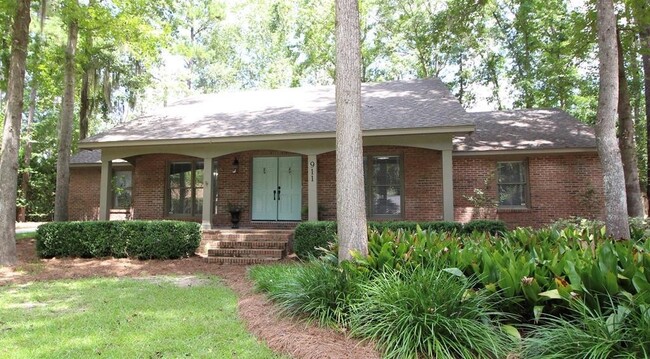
[
  {"xmin": 452, "ymin": 147, "xmax": 598, "ymax": 156},
  {"xmin": 79, "ymin": 125, "xmax": 476, "ymax": 149}
]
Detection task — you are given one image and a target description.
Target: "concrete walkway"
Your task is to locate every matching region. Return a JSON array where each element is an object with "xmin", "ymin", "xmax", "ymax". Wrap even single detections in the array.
[{"xmin": 15, "ymin": 222, "xmax": 45, "ymax": 234}]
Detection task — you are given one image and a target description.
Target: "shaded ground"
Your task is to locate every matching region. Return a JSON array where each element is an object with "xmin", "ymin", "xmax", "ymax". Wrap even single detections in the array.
[{"xmin": 0, "ymin": 239, "xmax": 380, "ymax": 359}]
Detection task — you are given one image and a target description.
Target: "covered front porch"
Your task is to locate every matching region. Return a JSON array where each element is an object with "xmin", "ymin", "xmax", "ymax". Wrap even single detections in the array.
[{"xmin": 92, "ymin": 132, "xmax": 460, "ymax": 229}]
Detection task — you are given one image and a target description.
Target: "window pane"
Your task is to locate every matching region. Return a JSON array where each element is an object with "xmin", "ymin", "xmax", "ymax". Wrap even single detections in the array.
[
  {"xmin": 499, "ymin": 184, "xmax": 526, "ymax": 206},
  {"xmin": 497, "ymin": 162, "xmax": 524, "ymax": 184},
  {"xmin": 115, "ymin": 189, "xmax": 132, "ymax": 209},
  {"xmin": 170, "ymin": 162, "xmax": 192, "ymax": 188},
  {"xmin": 168, "ymin": 188, "xmax": 192, "ymax": 214},
  {"xmin": 372, "ymin": 156, "xmax": 400, "ymax": 186},
  {"xmin": 112, "ymin": 170, "xmax": 132, "ymax": 209},
  {"xmin": 194, "ymin": 188, "xmax": 204, "ymax": 215},
  {"xmin": 114, "ymin": 171, "xmax": 132, "ymax": 188},
  {"xmin": 195, "ymin": 162, "xmax": 204, "ymax": 188},
  {"xmin": 372, "ymin": 185, "xmax": 401, "ymax": 215}
]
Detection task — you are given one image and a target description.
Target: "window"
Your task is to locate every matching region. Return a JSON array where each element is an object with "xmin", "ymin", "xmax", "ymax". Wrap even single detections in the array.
[
  {"xmin": 497, "ymin": 161, "xmax": 527, "ymax": 207},
  {"xmin": 167, "ymin": 161, "xmax": 204, "ymax": 216},
  {"xmin": 112, "ymin": 170, "xmax": 132, "ymax": 209},
  {"xmin": 365, "ymin": 155, "xmax": 403, "ymax": 217}
]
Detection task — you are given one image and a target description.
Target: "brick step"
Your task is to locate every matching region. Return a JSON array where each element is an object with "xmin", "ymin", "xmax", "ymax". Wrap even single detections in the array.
[
  {"xmin": 213, "ymin": 240, "xmax": 287, "ymax": 250},
  {"xmin": 208, "ymin": 248, "xmax": 284, "ymax": 258},
  {"xmin": 217, "ymin": 233, "xmax": 293, "ymax": 241},
  {"xmin": 203, "ymin": 256, "xmax": 282, "ymax": 265}
]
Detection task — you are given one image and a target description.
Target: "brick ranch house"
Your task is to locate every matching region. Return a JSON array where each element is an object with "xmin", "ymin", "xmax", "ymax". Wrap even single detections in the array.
[{"xmin": 70, "ymin": 78, "xmax": 604, "ymax": 229}]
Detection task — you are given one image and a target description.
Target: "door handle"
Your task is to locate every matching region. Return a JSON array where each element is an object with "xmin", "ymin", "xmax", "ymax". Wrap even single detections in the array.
[
  {"xmin": 273, "ymin": 190, "xmax": 276, "ymax": 200},
  {"xmin": 277, "ymin": 186, "xmax": 281, "ymax": 201}
]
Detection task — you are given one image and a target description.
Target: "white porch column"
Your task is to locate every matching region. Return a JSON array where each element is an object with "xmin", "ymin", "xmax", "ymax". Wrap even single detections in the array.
[
  {"xmin": 99, "ymin": 159, "xmax": 112, "ymax": 221},
  {"xmin": 202, "ymin": 158, "xmax": 214, "ymax": 229},
  {"xmin": 307, "ymin": 155, "xmax": 318, "ymax": 221},
  {"xmin": 442, "ymin": 149, "xmax": 454, "ymax": 221}
]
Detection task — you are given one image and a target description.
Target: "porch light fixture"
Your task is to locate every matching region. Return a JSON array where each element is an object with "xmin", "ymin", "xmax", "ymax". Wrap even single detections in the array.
[{"xmin": 232, "ymin": 158, "xmax": 239, "ymax": 174}]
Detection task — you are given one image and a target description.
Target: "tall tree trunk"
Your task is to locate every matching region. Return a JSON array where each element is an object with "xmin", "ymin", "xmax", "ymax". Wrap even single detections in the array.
[
  {"xmin": 616, "ymin": 29, "xmax": 644, "ymax": 218},
  {"xmin": 0, "ymin": 0, "xmax": 31, "ymax": 266},
  {"xmin": 18, "ymin": 86, "xmax": 36, "ymax": 222},
  {"xmin": 335, "ymin": 0, "xmax": 367, "ymax": 261},
  {"xmin": 596, "ymin": 0, "xmax": 630, "ymax": 239},
  {"xmin": 79, "ymin": 68, "xmax": 90, "ymax": 140},
  {"xmin": 54, "ymin": 19, "xmax": 78, "ymax": 222},
  {"xmin": 641, "ymin": 27, "xmax": 650, "ymax": 213}
]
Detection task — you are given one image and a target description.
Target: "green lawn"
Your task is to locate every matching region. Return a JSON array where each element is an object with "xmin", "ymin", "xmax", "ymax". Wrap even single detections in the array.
[
  {"xmin": 0, "ymin": 276, "xmax": 282, "ymax": 358},
  {"xmin": 15, "ymin": 231, "xmax": 36, "ymax": 240}
]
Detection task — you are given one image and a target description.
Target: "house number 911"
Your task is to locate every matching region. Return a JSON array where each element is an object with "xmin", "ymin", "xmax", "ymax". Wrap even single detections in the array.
[{"xmin": 310, "ymin": 161, "xmax": 315, "ymax": 182}]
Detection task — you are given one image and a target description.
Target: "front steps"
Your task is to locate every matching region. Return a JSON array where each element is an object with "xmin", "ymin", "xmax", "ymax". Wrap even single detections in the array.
[{"xmin": 200, "ymin": 229, "xmax": 293, "ymax": 265}]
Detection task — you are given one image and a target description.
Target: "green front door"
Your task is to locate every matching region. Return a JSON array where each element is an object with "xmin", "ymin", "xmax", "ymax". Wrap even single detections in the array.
[{"xmin": 252, "ymin": 156, "xmax": 302, "ymax": 221}]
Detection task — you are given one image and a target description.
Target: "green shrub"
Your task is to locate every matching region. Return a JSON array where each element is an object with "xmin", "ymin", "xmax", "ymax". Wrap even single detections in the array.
[
  {"xmin": 248, "ymin": 263, "xmax": 302, "ymax": 293},
  {"xmin": 256, "ymin": 257, "xmax": 364, "ymax": 328},
  {"xmin": 368, "ymin": 221, "xmax": 462, "ymax": 234},
  {"xmin": 350, "ymin": 266, "xmax": 514, "ymax": 359},
  {"xmin": 522, "ymin": 296, "xmax": 650, "ymax": 358},
  {"xmin": 293, "ymin": 221, "xmax": 337, "ymax": 259},
  {"xmin": 462, "ymin": 219, "xmax": 507, "ymax": 235},
  {"xmin": 36, "ymin": 220, "xmax": 201, "ymax": 259}
]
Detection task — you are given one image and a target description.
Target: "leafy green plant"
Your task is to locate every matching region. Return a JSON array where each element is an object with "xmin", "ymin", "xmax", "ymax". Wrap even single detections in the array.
[
  {"xmin": 463, "ymin": 219, "xmax": 508, "ymax": 235},
  {"xmin": 349, "ymin": 266, "xmax": 515, "ymax": 359},
  {"xmin": 522, "ymin": 296, "xmax": 650, "ymax": 359},
  {"xmin": 254, "ymin": 257, "xmax": 364, "ymax": 328},
  {"xmin": 293, "ymin": 221, "xmax": 338, "ymax": 259},
  {"xmin": 36, "ymin": 220, "xmax": 201, "ymax": 259}
]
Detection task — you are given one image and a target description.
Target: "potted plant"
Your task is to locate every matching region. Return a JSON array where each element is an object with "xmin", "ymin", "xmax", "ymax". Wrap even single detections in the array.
[{"xmin": 227, "ymin": 203, "xmax": 245, "ymax": 228}]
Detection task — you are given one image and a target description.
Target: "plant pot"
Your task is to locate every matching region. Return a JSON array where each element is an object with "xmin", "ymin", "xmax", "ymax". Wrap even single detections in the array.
[{"xmin": 230, "ymin": 210, "xmax": 241, "ymax": 229}]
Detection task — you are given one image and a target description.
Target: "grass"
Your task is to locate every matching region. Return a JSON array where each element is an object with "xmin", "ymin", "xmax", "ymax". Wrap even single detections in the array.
[
  {"xmin": 15, "ymin": 231, "xmax": 36, "ymax": 240},
  {"xmin": 0, "ymin": 276, "xmax": 282, "ymax": 359}
]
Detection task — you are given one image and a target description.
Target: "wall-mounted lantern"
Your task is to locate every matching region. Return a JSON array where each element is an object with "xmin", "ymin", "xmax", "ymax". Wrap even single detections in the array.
[{"xmin": 232, "ymin": 158, "xmax": 240, "ymax": 174}]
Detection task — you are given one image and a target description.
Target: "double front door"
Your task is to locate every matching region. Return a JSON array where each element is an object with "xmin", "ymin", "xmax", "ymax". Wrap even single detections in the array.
[{"xmin": 252, "ymin": 156, "xmax": 302, "ymax": 221}]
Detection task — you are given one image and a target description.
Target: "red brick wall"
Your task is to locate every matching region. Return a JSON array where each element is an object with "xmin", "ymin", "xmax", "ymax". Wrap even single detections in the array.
[
  {"xmin": 69, "ymin": 149, "xmax": 605, "ymax": 229},
  {"xmin": 453, "ymin": 153, "xmax": 605, "ymax": 228},
  {"xmin": 69, "ymin": 167, "xmax": 101, "ymax": 220},
  {"xmin": 317, "ymin": 146, "xmax": 444, "ymax": 221}
]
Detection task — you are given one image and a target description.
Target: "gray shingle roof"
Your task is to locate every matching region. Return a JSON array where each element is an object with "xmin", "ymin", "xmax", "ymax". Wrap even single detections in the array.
[
  {"xmin": 70, "ymin": 150, "xmax": 128, "ymax": 166},
  {"xmin": 81, "ymin": 78, "xmax": 472, "ymax": 145},
  {"xmin": 454, "ymin": 109, "xmax": 596, "ymax": 152}
]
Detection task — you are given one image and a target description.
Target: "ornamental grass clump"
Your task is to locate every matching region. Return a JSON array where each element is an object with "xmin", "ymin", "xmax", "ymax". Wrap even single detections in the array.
[
  {"xmin": 349, "ymin": 266, "xmax": 515, "ymax": 359},
  {"xmin": 258, "ymin": 256, "xmax": 363, "ymax": 328},
  {"xmin": 522, "ymin": 296, "xmax": 650, "ymax": 359}
]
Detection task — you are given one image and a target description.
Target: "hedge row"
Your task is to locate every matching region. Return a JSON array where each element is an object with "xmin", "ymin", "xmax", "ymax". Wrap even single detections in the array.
[
  {"xmin": 293, "ymin": 220, "xmax": 507, "ymax": 259},
  {"xmin": 36, "ymin": 220, "xmax": 201, "ymax": 260}
]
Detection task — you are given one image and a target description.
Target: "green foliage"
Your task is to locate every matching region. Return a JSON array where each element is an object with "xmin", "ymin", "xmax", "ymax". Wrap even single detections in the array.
[
  {"xmin": 293, "ymin": 221, "xmax": 337, "ymax": 259},
  {"xmin": 0, "ymin": 277, "xmax": 280, "ymax": 358},
  {"xmin": 463, "ymin": 219, "xmax": 507, "ymax": 235},
  {"xmin": 350, "ymin": 225, "xmax": 650, "ymax": 322},
  {"xmin": 35, "ymin": 220, "xmax": 201, "ymax": 259},
  {"xmin": 368, "ymin": 220, "xmax": 463, "ymax": 234},
  {"xmin": 250, "ymin": 257, "xmax": 364, "ymax": 328},
  {"xmin": 522, "ymin": 296, "xmax": 650, "ymax": 358},
  {"xmin": 350, "ymin": 266, "xmax": 514, "ymax": 359}
]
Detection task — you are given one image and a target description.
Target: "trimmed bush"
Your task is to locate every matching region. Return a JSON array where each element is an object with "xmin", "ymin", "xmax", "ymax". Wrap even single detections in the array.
[
  {"xmin": 463, "ymin": 219, "xmax": 507, "ymax": 235},
  {"xmin": 293, "ymin": 221, "xmax": 337, "ymax": 259},
  {"xmin": 369, "ymin": 220, "xmax": 462, "ymax": 234},
  {"xmin": 36, "ymin": 220, "xmax": 201, "ymax": 259}
]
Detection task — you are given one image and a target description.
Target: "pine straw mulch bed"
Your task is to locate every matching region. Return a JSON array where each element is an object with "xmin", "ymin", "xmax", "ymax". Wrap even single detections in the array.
[{"xmin": 0, "ymin": 239, "xmax": 380, "ymax": 359}]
